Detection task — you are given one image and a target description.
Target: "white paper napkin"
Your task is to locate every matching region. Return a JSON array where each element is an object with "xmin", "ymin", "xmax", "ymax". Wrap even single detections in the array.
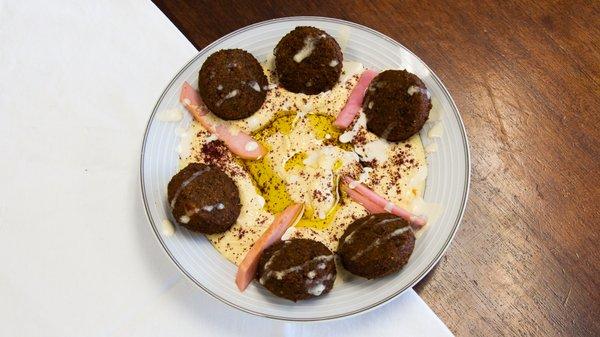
[{"xmin": 0, "ymin": 1, "xmax": 453, "ymax": 336}]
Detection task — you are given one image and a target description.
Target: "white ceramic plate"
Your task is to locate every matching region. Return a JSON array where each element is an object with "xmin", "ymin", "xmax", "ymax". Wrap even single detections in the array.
[{"xmin": 141, "ymin": 17, "xmax": 470, "ymax": 321}]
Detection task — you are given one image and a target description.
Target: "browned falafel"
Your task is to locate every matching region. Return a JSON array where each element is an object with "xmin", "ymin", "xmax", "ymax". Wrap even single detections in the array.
[
  {"xmin": 337, "ymin": 213, "xmax": 415, "ymax": 279},
  {"xmin": 198, "ymin": 49, "xmax": 268, "ymax": 120},
  {"xmin": 274, "ymin": 26, "xmax": 343, "ymax": 94},
  {"xmin": 167, "ymin": 163, "xmax": 241, "ymax": 234},
  {"xmin": 256, "ymin": 238, "xmax": 336, "ymax": 301},
  {"xmin": 363, "ymin": 70, "xmax": 431, "ymax": 142}
]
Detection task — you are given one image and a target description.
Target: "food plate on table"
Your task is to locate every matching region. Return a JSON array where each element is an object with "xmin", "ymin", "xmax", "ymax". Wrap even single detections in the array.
[{"xmin": 140, "ymin": 17, "xmax": 470, "ymax": 321}]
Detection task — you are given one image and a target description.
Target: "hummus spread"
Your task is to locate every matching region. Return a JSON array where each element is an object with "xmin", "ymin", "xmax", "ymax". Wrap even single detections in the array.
[{"xmin": 179, "ymin": 61, "xmax": 427, "ymax": 264}]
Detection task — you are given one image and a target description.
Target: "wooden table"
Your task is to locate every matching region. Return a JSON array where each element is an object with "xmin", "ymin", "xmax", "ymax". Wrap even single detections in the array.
[{"xmin": 153, "ymin": 1, "xmax": 600, "ymax": 335}]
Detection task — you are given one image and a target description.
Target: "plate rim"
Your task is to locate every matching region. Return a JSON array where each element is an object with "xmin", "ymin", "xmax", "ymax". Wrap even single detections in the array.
[{"xmin": 140, "ymin": 15, "xmax": 471, "ymax": 321}]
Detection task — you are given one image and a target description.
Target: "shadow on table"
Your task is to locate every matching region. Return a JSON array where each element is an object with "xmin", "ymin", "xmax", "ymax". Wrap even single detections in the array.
[
  {"xmin": 413, "ymin": 264, "xmax": 440, "ymax": 294},
  {"xmin": 112, "ymin": 276, "xmax": 448, "ymax": 337}
]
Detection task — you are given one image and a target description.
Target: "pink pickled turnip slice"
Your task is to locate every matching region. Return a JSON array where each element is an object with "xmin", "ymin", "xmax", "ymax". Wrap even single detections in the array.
[
  {"xmin": 235, "ymin": 203, "xmax": 305, "ymax": 292},
  {"xmin": 179, "ymin": 81, "xmax": 207, "ymax": 118},
  {"xmin": 179, "ymin": 81, "xmax": 267, "ymax": 160},
  {"xmin": 340, "ymin": 184, "xmax": 384, "ymax": 214},
  {"xmin": 342, "ymin": 176, "xmax": 427, "ymax": 229},
  {"xmin": 333, "ymin": 69, "xmax": 378, "ymax": 129}
]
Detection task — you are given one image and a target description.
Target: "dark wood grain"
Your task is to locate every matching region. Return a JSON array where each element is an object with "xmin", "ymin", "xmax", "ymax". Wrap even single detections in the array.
[{"xmin": 152, "ymin": 0, "xmax": 600, "ymax": 335}]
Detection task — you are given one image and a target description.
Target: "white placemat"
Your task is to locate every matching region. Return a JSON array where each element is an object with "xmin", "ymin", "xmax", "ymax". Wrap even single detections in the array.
[{"xmin": 0, "ymin": 1, "xmax": 453, "ymax": 336}]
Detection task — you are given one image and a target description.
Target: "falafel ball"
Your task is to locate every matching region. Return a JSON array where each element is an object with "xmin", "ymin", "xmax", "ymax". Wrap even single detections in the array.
[
  {"xmin": 362, "ymin": 70, "xmax": 431, "ymax": 142},
  {"xmin": 167, "ymin": 163, "xmax": 241, "ymax": 234},
  {"xmin": 198, "ymin": 49, "xmax": 268, "ymax": 120},
  {"xmin": 274, "ymin": 26, "xmax": 343, "ymax": 94},
  {"xmin": 257, "ymin": 238, "xmax": 336, "ymax": 301},
  {"xmin": 338, "ymin": 213, "xmax": 415, "ymax": 279}
]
